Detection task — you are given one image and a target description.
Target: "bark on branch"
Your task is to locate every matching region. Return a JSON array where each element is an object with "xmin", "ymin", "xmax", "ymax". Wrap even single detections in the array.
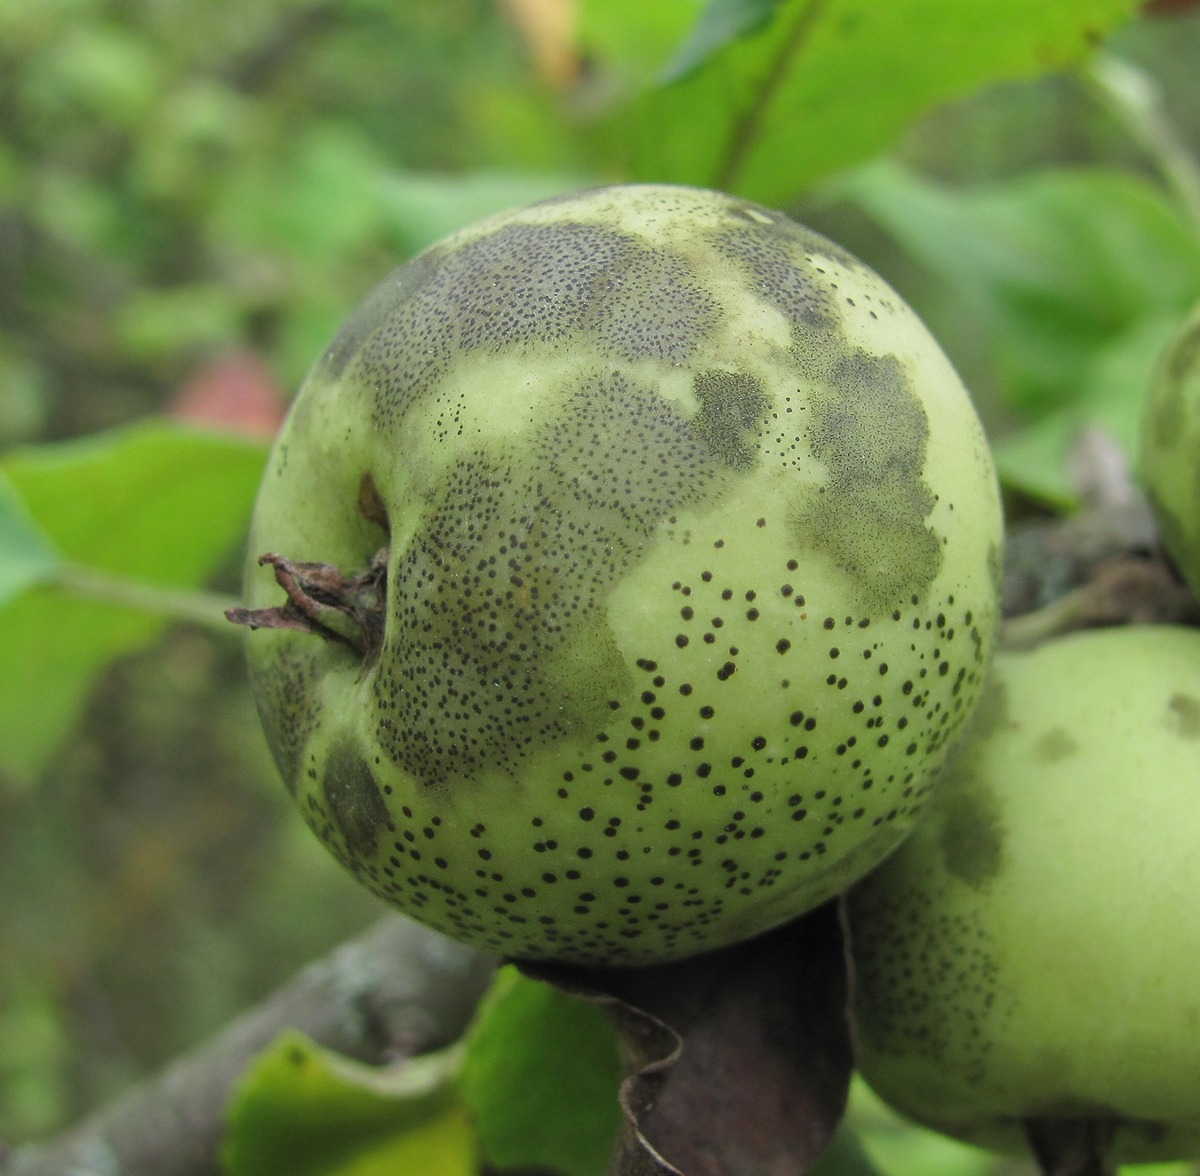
[{"xmin": 1, "ymin": 916, "xmax": 497, "ymax": 1176}]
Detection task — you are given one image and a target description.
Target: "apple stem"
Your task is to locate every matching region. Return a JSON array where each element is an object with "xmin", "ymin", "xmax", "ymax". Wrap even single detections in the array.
[
  {"xmin": 51, "ymin": 563, "xmax": 243, "ymax": 634},
  {"xmin": 225, "ymin": 549, "xmax": 389, "ymax": 662},
  {"xmin": 1024, "ymin": 1117, "xmax": 1119, "ymax": 1176}
]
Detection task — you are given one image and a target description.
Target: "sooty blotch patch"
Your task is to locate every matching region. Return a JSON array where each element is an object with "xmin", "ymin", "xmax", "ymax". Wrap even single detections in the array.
[
  {"xmin": 313, "ymin": 249, "xmax": 443, "ymax": 387},
  {"xmin": 1166, "ymin": 319, "xmax": 1200, "ymax": 386},
  {"xmin": 1168, "ymin": 693, "xmax": 1200, "ymax": 738},
  {"xmin": 1150, "ymin": 373, "xmax": 1189, "ymax": 454},
  {"xmin": 372, "ymin": 371, "xmax": 727, "ymax": 787},
  {"xmin": 691, "ymin": 370, "xmax": 771, "ymax": 470},
  {"xmin": 351, "ymin": 222, "xmax": 719, "ymax": 427},
  {"xmin": 850, "ymin": 883, "xmax": 1001, "ymax": 1080},
  {"xmin": 938, "ymin": 780, "xmax": 1004, "ymax": 888},
  {"xmin": 714, "ymin": 222, "xmax": 836, "ymax": 333},
  {"xmin": 323, "ymin": 740, "xmax": 390, "ymax": 858},
  {"xmin": 793, "ymin": 348, "xmax": 939, "ymax": 611},
  {"xmin": 253, "ymin": 644, "xmax": 322, "ymax": 793},
  {"xmin": 725, "ymin": 203, "xmax": 868, "ymax": 275},
  {"xmin": 1035, "ymin": 727, "xmax": 1080, "ymax": 762},
  {"xmin": 541, "ymin": 370, "xmax": 729, "ymax": 525},
  {"xmin": 586, "ymin": 245, "xmax": 721, "ymax": 364}
]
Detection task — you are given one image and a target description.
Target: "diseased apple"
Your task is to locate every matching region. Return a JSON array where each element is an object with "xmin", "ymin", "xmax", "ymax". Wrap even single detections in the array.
[
  {"xmin": 848, "ymin": 625, "xmax": 1200, "ymax": 1163},
  {"xmin": 235, "ymin": 183, "xmax": 1003, "ymax": 967}
]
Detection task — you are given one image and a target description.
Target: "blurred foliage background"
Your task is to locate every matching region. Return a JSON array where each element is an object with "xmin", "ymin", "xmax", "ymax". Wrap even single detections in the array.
[{"xmin": 3, "ymin": 0, "xmax": 1200, "ymax": 1171}]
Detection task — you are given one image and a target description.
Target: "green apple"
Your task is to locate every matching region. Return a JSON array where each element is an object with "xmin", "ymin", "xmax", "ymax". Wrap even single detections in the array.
[
  {"xmin": 848, "ymin": 625, "xmax": 1200, "ymax": 1162},
  {"xmin": 1141, "ymin": 300, "xmax": 1200, "ymax": 599},
  {"xmin": 237, "ymin": 183, "xmax": 1003, "ymax": 967}
]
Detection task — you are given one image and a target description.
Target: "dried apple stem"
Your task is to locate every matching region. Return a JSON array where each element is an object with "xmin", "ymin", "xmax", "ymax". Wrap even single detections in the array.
[{"xmin": 225, "ymin": 549, "xmax": 389, "ymax": 662}]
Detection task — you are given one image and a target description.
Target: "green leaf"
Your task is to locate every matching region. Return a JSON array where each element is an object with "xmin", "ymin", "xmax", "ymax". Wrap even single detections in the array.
[
  {"xmin": 114, "ymin": 282, "xmax": 247, "ymax": 363},
  {"xmin": 377, "ymin": 170, "xmax": 590, "ymax": 255},
  {"xmin": 844, "ymin": 162, "xmax": 1200, "ymax": 414},
  {"xmin": 4, "ymin": 420, "xmax": 267, "ymax": 580},
  {"xmin": 0, "ymin": 470, "xmax": 61, "ymax": 607},
  {"xmin": 222, "ymin": 1031, "xmax": 475, "ymax": 1176},
  {"xmin": 213, "ymin": 122, "xmax": 390, "ymax": 264},
  {"xmin": 0, "ymin": 421, "xmax": 268, "ymax": 784},
  {"xmin": 620, "ymin": 0, "xmax": 1138, "ymax": 203},
  {"xmin": 661, "ymin": 0, "xmax": 783, "ymax": 81},
  {"xmin": 993, "ymin": 312, "xmax": 1180, "ymax": 506},
  {"xmin": 579, "ymin": 0, "xmax": 701, "ymax": 86},
  {"xmin": 460, "ymin": 967, "xmax": 622, "ymax": 1176},
  {"xmin": 805, "ymin": 1126, "xmax": 887, "ymax": 1176},
  {"xmin": 845, "ymin": 1078, "xmax": 994, "ymax": 1176}
]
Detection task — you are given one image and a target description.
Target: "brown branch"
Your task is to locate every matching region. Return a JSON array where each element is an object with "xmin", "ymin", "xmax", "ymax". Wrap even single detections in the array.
[
  {"xmin": 999, "ymin": 485, "xmax": 1200, "ymax": 649},
  {"xmin": 1, "ymin": 917, "xmax": 497, "ymax": 1176}
]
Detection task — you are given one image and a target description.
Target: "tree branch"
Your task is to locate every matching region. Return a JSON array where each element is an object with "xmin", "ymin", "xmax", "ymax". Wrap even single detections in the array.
[{"xmin": 1, "ymin": 916, "xmax": 497, "ymax": 1176}]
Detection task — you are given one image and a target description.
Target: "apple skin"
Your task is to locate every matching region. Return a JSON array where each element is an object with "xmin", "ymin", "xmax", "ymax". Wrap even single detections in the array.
[
  {"xmin": 847, "ymin": 625, "xmax": 1200, "ymax": 1161},
  {"xmin": 1141, "ymin": 300, "xmax": 1200, "ymax": 599},
  {"xmin": 242, "ymin": 183, "xmax": 1002, "ymax": 967}
]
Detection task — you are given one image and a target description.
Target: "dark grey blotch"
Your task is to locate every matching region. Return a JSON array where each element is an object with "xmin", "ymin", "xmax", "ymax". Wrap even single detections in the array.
[
  {"xmin": 691, "ymin": 370, "xmax": 771, "ymax": 471},
  {"xmin": 371, "ymin": 370, "xmax": 729, "ymax": 790},
  {"xmin": 968, "ymin": 676, "xmax": 1011, "ymax": 742},
  {"xmin": 342, "ymin": 220, "xmax": 720, "ymax": 428},
  {"xmin": 1035, "ymin": 727, "xmax": 1080, "ymax": 763},
  {"xmin": 1168, "ymin": 693, "xmax": 1200, "ymax": 738},
  {"xmin": 713, "ymin": 223, "xmax": 836, "ymax": 333},
  {"xmin": 809, "ymin": 351, "xmax": 931, "ymax": 499},
  {"xmin": 793, "ymin": 348, "xmax": 940, "ymax": 611},
  {"xmin": 1166, "ymin": 319, "xmax": 1200, "ymax": 385},
  {"xmin": 938, "ymin": 780, "xmax": 1005, "ymax": 889},
  {"xmin": 318, "ymin": 247, "xmax": 444, "ymax": 386},
  {"xmin": 252, "ymin": 644, "xmax": 322, "ymax": 795},
  {"xmin": 933, "ymin": 677, "xmax": 1008, "ymax": 889},
  {"xmin": 323, "ymin": 739, "xmax": 390, "ymax": 857}
]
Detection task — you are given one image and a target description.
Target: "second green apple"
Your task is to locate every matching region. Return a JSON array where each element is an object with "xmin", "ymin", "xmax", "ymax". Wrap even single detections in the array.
[{"xmin": 848, "ymin": 625, "xmax": 1200, "ymax": 1162}]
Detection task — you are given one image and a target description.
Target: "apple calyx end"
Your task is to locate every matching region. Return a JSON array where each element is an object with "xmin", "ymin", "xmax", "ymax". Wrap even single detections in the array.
[{"xmin": 226, "ymin": 549, "xmax": 388, "ymax": 664}]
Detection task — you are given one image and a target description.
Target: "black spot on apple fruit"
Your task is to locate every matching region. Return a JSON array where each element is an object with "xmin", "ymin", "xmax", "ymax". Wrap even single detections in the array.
[
  {"xmin": 324, "ymin": 740, "xmax": 389, "ymax": 859},
  {"xmin": 938, "ymin": 781, "xmax": 1004, "ymax": 888}
]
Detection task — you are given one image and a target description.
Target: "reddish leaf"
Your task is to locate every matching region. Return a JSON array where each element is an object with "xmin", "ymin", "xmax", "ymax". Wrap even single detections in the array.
[{"xmin": 170, "ymin": 351, "xmax": 288, "ymax": 438}]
